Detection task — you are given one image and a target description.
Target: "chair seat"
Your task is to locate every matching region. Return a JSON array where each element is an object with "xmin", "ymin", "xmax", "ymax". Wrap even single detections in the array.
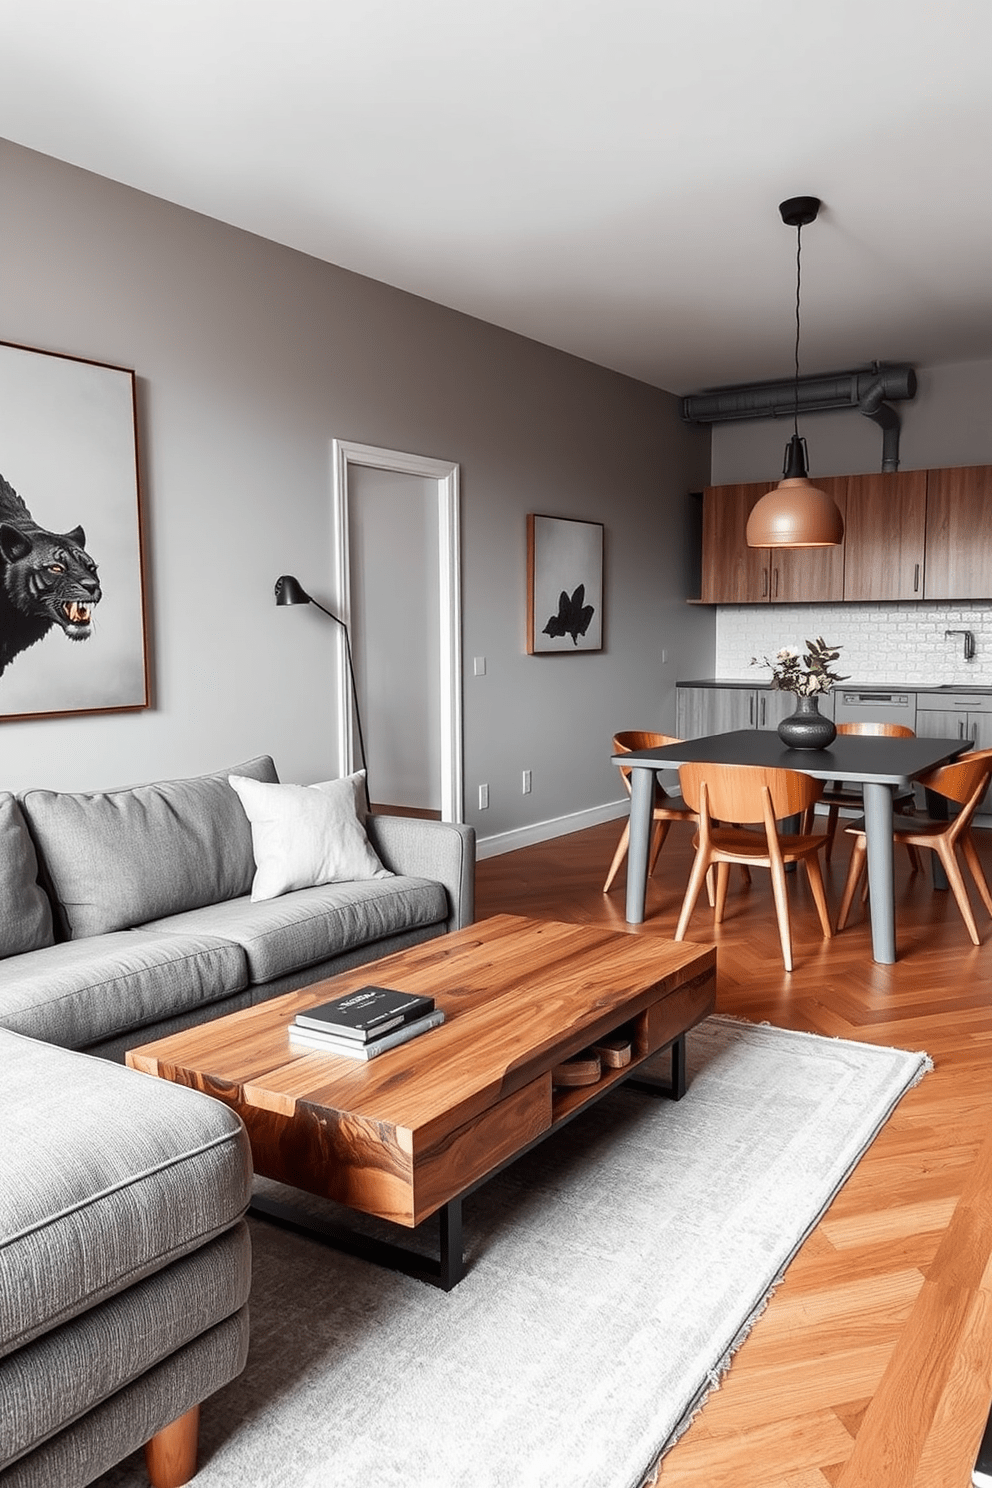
[
  {"xmin": 653, "ymin": 794, "xmax": 693, "ymax": 818},
  {"xmin": 846, "ymin": 814, "xmax": 961, "ymax": 844},
  {"xmin": 702, "ymin": 826, "xmax": 828, "ymax": 863},
  {"xmin": 823, "ymin": 784, "xmax": 915, "ymax": 809}
]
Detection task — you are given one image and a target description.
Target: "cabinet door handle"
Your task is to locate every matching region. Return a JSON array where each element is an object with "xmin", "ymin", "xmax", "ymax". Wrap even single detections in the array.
[
  {"xmin": 761, "ymin": 568, "xmax": 768, "ymax": 598},
  {"xmin": 914, "ymin": 563, "xmax": 920, "ymax": 593},
  {"xmin": 760, "ymin": 695, "xmax": 766, "ymax": 726},
  {"xmin": 960, "ymin": 721, "xmax": 966, "ymax": 739},
  {"xmin": 749, "ymin": 695, "xmax": 755, "ymax": 726},
  {"xmin": 773, "ymin": 567, "xmax": 779, "ymax": 598}
]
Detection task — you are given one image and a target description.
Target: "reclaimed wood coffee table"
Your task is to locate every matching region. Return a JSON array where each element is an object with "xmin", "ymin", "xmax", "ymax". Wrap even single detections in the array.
[{"xmin": 127, "ymin": 914, "xmax": 715, "ymax": 1288}]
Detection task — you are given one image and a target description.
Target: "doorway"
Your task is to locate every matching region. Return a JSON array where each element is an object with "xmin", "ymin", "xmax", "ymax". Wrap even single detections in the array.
[{"xmin": 331, "ymin": 440, "xmax": 463, "ymax": 823}]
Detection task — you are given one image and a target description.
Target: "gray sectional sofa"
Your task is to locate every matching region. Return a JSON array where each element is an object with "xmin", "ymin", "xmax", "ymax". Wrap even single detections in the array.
[{"xmin": 0, "ymin": 755, "xmax": 475, "ymax": 1486}]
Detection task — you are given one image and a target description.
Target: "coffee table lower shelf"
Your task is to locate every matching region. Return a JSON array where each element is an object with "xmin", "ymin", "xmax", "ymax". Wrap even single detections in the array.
[{"xmin": 248, "ymin": 1032, "xmax": 688, "ymax": 1291}]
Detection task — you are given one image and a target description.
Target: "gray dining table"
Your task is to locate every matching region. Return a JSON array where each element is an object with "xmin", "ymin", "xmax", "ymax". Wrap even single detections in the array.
[{"xmin": 615, "ymin": 729, "xmax": 969, "ymax": 964}]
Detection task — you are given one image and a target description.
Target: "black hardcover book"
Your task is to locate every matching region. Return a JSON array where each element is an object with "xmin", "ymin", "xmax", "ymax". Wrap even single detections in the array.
[{"xmin": 293, "ymin": 986, "xmax": 435, "ymax": 1040}]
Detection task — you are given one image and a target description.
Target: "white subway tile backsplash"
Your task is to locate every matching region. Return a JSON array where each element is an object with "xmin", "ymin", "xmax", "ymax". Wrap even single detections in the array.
[{"xmin": 714, "ymin": 603, "xmax": 992, "ymax": 686}]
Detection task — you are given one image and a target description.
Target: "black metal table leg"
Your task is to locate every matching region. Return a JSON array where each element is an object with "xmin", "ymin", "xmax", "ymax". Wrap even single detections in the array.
[
  {"xmin": 625, "ymin": 1032, "xmax": 687, "ymax": 1101},
  {"xmin": 438, "ymin": 1199, "xmax": 465, "ymax": 1290},
  {"xmin": 249, "ymin": 1191, "xmax": 467, "ymax": 1291}
]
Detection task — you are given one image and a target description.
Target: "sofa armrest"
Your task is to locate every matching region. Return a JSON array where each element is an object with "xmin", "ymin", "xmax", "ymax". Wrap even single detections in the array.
[{"xmin": 366, "ymin": 816, "xmax": 475, "ymax": 932}]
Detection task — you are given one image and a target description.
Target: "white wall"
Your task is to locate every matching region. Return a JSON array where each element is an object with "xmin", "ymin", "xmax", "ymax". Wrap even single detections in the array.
[
  {"xmin": 0, "ymin": 138, "xmax": 713, "ymax": 842},
  {"xmin": 709, "ymin": 358, "xmax": 992, "ymax": 682}
]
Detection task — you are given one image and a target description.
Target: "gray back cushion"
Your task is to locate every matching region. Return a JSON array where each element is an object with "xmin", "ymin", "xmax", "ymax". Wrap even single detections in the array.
[
  {"xmin": 20, "ymin": 756, "xmax": 278, "ymax": 939},
  {"xmin": 0, "ymin": 794, "xmax": 53, "ymax": 958}
]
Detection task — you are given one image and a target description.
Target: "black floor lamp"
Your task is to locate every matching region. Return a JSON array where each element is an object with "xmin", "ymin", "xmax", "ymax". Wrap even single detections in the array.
[{"xmin": 274, "ymin": 575, "xmax": 371, "ymax": 811}]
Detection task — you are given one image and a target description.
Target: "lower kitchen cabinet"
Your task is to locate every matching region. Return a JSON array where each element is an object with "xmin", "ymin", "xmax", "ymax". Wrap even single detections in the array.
[
  {"xmin": 915, "ymin": 693, "xmax": 992, "ymax": 810},
  {"xmin": 677, "ymin": 685, "xmax": 808, "ymax": 739}
]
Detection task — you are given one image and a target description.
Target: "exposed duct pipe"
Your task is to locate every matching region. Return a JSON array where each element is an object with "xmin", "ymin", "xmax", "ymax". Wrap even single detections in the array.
[
  {"xmin": 681, "ymin": 364, "xmax": 917, "ymax": 473},
  {"xmin": 856, "ymin": 373, "xmax": 904, "ymax": 472}
]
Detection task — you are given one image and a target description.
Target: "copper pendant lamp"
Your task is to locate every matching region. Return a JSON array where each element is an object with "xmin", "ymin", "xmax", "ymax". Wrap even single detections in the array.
[{"xmin": 745, "ymin": 197, "xmax": 844, "ymax": 549}]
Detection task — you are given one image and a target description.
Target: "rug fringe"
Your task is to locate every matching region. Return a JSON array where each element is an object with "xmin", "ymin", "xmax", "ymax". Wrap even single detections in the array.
[
  {"xmin": 636, "ymin": 1270, "xmax": 786, "ymax": 1486},
  {"xmin": 706, "ymin": 1012, "xmax": 933, "ymax": 1077}
]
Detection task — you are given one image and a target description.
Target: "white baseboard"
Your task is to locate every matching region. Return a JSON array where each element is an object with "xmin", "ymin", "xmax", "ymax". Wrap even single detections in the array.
[{"xmin": 476, "ymin": 799, "xmax": 628, "ymax": 860}]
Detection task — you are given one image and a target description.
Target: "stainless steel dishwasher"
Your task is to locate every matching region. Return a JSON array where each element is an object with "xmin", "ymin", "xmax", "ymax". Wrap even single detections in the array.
[{"xmin": 832, "ymin": 689, "xmax": 917, "ymax": 729}]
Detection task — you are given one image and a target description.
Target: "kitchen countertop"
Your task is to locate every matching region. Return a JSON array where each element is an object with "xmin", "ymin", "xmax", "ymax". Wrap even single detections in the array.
[{"xmin": 678, "ymin": 678, "xmax": 992, "ymax": 694}]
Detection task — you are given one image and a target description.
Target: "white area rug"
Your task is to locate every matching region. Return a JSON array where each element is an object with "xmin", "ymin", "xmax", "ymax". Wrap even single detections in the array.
[{"xmin": 97, "ymin": 1016, "xmax": 929, "ymax": 1488}]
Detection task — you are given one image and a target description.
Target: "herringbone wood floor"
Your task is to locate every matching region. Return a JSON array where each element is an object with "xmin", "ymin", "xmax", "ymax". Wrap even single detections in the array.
[{"xmin": 475, "ymin": 817, "xmax": 992, "ymax": 1487}]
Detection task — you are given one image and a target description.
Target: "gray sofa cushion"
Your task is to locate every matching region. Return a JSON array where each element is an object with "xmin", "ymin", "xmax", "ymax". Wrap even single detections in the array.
[
  {"xmin": 143, "ymin": 876, "xmax": 449, "ymax": 985},
  {"xmin": 0, "ymin": 795, "xmax": 52, "ymax": 959},
  {"xmin": 0, "ymin": 930, "xmax": 248, "ymax": 1050},
  {"xmin": 0, "ymin": 1030, "xmax": 252, "ymax": 1360},
  {"xmin": 0, "ymin": 1224, "xmax": 250, "ymax": 1471},
  {"xmin": 19, "ymin": 755, "xmax": 279, "ymax": 939},
  {"xmin": 0, "ymin": 1310, "xmax": 248, "ymax": 1488}
]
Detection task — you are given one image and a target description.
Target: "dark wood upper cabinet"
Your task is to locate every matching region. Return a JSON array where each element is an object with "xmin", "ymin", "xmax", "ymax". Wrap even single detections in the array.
[
  {"xmin": 772, "ymin": 475, "xmax": 847, "ymax": 603},
  {"xmin": 924, "ymin": 465, "xmax": 992, "ymax": 599},
  {"xmin": 699, "ymin": 463, "xmax": 992, "ymax": 604},
  {"xmin": 700, "ymin": 478, "xmax": 846, "ymax": 604},
  {"xmin": 699, "ymin": 483, "xmax": 770, "ymax": 603},
  {"xmin": 842, "ymin": 471, "xmax": 927, "ymax": 601}
]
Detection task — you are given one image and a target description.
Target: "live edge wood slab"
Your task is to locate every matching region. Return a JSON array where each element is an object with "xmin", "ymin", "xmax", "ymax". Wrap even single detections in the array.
[{"xmin": 127, "ymin": 915, "xmax": 715, "ymax": 1236}]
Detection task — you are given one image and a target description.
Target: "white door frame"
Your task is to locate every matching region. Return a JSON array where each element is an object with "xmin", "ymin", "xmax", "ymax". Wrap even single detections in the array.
[{"xmin": 331, "ymin": 438, "xmax": 463, "ymax": 823}]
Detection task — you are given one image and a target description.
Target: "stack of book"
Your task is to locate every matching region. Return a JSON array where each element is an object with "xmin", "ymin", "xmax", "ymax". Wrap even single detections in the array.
[{"xmin": 288, "ymin": 985, "xmax": 443, "ymax": 1061}]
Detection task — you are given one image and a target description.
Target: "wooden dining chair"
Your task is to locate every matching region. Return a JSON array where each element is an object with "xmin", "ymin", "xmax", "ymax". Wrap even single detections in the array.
[
  {"xmin": 603, "ymin": 732, "xmax": 696, "ymax": 893},
  {"xmin": 820, "ymin": 722, "xmax": 919, "ymax": 862},
  {"xmin": 673, "ymin": 762, "xmax": 832, "ymax": 972},
  {"xmin": 836, "ymin": 747, "xmax": 992, "ymax": 944}
]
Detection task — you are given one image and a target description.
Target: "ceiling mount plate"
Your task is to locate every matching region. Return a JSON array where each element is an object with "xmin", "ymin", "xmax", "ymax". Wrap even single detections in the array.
[{"xmin": 779, "ymin": 196, "xmax": 821, "ymax": 228}]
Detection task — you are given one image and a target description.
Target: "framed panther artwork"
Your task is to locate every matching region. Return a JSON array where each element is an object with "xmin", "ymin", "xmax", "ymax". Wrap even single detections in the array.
[{"xmin": 0, "ymin": 340, "xmax": 148, "ymax": 721}]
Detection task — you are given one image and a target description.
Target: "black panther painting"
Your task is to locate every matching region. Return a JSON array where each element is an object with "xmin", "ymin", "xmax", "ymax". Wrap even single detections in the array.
[{"xmin": 0, "ymin": 471, "xmax": 102, "ymax": 680}]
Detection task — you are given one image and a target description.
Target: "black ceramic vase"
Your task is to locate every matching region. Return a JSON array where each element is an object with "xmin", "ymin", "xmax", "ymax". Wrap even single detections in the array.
[{"xmin": 777, "ymin": 693, "xmax": 837, "ymax": 751}]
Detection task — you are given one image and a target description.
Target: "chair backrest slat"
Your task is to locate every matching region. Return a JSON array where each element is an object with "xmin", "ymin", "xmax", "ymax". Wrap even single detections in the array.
[
  {"xmin": 836, "ymin": 722, "xmax": 915, "ymax": 738},
  {"xmin": 917, "ymin": 747, "xmax": 992, "ymax": 808},
  {"xmin": 613, "ymin": 732, "xmax": 681, "ymax": 795},
  {"xmin": 679, "ymin": 761, "xmax": 822, "ymax": 824}
]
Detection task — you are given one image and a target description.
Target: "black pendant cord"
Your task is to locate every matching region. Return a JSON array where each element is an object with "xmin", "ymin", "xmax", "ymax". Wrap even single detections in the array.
[{"xmin": 793, "ymin": 222, "xmax": 802, "ymax": 441}]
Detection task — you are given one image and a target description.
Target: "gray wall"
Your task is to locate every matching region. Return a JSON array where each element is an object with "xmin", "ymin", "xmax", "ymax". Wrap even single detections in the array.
[
  {"xmin": 0, "ymin": 138, "xmax": 712, "ymax": 842},
  {"xmin": 711, "ymin": 358, "xmax": 992, "ymax": 482}
]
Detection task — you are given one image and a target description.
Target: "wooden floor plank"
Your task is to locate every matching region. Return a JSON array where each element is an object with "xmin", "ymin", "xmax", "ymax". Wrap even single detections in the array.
[{"xmin": 476, "ymin": 815, "xmax": 992, "ymax": 1485}]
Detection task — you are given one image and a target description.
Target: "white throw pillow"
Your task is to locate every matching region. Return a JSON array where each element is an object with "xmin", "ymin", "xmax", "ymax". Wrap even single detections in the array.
[{"xmin": 228, "ymin": 771, "xmax": 392, "ymax": 902}]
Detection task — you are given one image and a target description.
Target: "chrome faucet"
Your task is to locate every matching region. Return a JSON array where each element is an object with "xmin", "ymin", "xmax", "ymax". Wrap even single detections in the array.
[{"xmin": 945, "ymin": 628, "xmax": 976, "ymax": 661}]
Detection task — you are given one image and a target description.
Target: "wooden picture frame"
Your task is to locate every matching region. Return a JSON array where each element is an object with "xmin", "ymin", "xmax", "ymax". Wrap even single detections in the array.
[
  {"xmin": 526, "ymin": 514, "xmax": 604, "ymax": 654},
  {"xmin": 0, "ymin": 340, "xmax": 149, "ymax": 722}
]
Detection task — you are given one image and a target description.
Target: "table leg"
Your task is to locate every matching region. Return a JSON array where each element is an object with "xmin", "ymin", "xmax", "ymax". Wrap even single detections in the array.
[
  {"xmin": 863, "ymin": 781, "xmax": 896, "ymax": 964},
  {"xmin": 624, "ymin": 766, "xmax": 654, "ymax": 924}
]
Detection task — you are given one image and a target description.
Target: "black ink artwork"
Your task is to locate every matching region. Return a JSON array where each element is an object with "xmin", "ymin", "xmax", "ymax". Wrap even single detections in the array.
[
  {"xmin": 0, "ymin": 471, "xmax": 102, "ymax": 679},
  {"xmin": 542, "ymin": 583, "xmax": 595, "ymax": 646}
]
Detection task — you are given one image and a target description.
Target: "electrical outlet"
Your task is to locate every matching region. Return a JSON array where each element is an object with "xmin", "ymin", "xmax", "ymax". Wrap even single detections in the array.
[
  {"xmin": 473, "ymin": 656, "xmax": 487, "ymax": 676},
  {"xmin": 522, "ymin": 770, "xmax": 532, "ymax": 794},
  {"xmin": 661, "ymin": 648, "xmax": 668, "ymax": 663},
  {"xmin": 478, "ymin": 783, "xmax": 489, "ymax": 810}
]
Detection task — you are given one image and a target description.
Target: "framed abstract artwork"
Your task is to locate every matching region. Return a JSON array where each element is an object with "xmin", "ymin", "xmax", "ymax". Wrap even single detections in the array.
[
  {"xmin": 0, "ymin": 340, "xmax": 149, "ymax": 722},
  {"xmin": 526, "ymin": 514, "xmax": 604, "ymax": 654}
]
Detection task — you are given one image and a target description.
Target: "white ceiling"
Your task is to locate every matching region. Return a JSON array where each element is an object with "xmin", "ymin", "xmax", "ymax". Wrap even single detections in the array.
[{"xmin": 2, "ymin": 0, "xmax": 991, "ymax": 396}]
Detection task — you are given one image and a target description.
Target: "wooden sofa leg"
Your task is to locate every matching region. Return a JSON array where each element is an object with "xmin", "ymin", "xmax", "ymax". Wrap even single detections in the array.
[{"xmin": 145, "ymin": 1405, "xmax": 200, "ymax": 1488}]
